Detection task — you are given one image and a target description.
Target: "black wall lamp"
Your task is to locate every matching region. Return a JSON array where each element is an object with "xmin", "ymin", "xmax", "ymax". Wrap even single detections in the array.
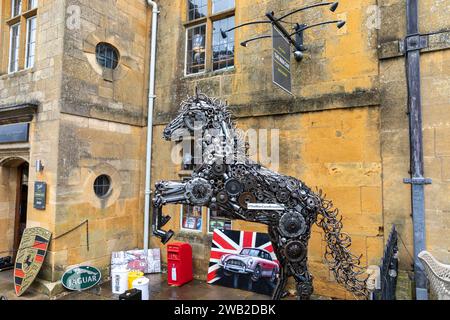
[{"xmin": 221, "ymin": 1, "xmax": 345, "ymax": 62}]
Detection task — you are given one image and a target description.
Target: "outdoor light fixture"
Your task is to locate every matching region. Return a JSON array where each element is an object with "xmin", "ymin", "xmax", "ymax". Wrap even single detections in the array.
[
  {"xmin": 35, "ymin": 159, "xmax": 44, "ymax": 173},
  {"xmin": 220, "ymin": 1, "xmax": 344, "ymax": 63}
]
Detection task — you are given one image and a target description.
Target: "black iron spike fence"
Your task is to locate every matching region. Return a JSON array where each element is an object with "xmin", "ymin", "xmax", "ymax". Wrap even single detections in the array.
[{"xmin": 373, "ymin": 225, "xmax": 399, "ymax": 300}]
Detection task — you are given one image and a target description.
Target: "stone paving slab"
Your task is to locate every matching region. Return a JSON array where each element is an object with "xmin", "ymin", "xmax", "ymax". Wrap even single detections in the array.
[
  {"xmin": 1, "ymin": 270, "xmax": 329, "ymax": 300},
  {"xmin": 0, "ymin": 270, "xmax": 49, "ymax": 300}
]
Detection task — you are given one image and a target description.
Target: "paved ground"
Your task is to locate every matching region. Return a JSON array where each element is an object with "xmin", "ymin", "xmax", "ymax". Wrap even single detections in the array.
[
  {"xmin": 58, "ymin": 273, "xmax": 272, "ymax": 300},
  {"xmin": 1, "ymin": 270, "xmax": 328, "ymax": 300},
  {"xmin": 0, "ymin": 269, "xmax": 49, "ymax": 300}
]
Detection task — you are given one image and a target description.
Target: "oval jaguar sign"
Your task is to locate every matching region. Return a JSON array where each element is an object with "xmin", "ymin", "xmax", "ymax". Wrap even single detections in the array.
[{"xmin": 62, "ymin": 266, "xmax": 101, "ymax": 291}]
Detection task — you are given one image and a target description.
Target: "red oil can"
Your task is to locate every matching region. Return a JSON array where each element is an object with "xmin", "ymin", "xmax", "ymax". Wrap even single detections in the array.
[{"xmin": 167, "ymin": 242, "xmax": 193, "ymax": 287}]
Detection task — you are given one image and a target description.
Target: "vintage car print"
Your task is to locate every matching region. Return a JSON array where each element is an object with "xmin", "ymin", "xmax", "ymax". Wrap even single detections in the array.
[{"xmin": 219, "ymin": 248, "xmax": 279, "ymax": 282}]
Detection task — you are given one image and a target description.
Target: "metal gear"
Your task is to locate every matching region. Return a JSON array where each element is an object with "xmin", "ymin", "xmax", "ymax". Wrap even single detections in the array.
[
  {"xmin": 284, "ymin": 241, "xmax": 307, "ymax": 262},
  {"xmin": 238, "ymin": 192, "xmax": 256, "ymax": 209},
  {"xmin": 225, "ymin": 179, "xmax": 244, "ymax": 196},
  {"xmin": 279, "ymin": 211, "xmax": 307, "ymax": 238}
]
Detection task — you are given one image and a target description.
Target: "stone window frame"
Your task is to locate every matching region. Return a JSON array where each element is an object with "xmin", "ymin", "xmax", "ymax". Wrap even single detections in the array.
[
  {"xmin": 0, "ymin": 0, "xmax": 38, "ymax": 75},
  {"xmin": 184, "ymin": 0, "xmax": 235, "ymax": 77}
]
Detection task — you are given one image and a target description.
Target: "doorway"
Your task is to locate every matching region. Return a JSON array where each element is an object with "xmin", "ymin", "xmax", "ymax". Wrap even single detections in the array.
[
  {"xmin": 0, "ymin": 158, "xmax": 29, "ymax": 263},
  {"xmin": 13, "ymin": 162, "xmax": 29, "ymax": 258}
]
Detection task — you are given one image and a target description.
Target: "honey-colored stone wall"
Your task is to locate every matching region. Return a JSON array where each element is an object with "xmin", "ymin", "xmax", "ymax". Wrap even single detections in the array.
[
  {"xmin": 149, "ymin": 0, "xmax": 382, "ymax": 299},
  {"xmin": 379, "ymin": 0, "xmax": 450, "ymax": 274},
  {"xmin": 0, "ymin": 0, "xmax": 66, "ymax": 279},
  {"xmin": 45, "ymin": 0, "xmax": 151, "ymax": 281}
]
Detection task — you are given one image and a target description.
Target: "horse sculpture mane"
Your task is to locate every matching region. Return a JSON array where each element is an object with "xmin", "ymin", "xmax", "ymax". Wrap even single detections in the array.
[{"xmin": 153, "ymin": 92, "xmax": 369, "ymax": 300}]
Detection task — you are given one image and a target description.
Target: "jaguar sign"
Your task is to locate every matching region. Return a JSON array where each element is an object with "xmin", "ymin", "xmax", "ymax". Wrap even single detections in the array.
[{"xmin": 62, "ymin": 266, "xmax": 101, "ymax": 291}]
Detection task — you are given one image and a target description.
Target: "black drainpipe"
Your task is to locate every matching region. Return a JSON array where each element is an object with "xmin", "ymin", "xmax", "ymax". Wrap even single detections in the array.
[{"xmin": 403, "ymin": 0, "xmax": 431, "ymax": 300}]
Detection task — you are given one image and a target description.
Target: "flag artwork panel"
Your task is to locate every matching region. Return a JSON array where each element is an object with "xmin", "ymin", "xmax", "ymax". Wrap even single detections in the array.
[{"xmin": 207, "ymin": 229, "xmax": 280, "ymax": 296}]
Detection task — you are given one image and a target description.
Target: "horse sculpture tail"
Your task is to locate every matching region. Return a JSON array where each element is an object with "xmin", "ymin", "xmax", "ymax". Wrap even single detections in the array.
[{"xmin": 315, "ymin": 190, "xmax": 369, "ymax": 299}]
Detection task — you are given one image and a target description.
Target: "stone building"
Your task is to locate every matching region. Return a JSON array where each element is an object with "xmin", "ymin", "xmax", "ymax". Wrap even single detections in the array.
[
  {"xmin": 0, "ymin": 0, "xmax": 150, "ymax": 294},
  {"xmin": 0, "ymin": 0, "xmax": 449, "ymax": 300}
]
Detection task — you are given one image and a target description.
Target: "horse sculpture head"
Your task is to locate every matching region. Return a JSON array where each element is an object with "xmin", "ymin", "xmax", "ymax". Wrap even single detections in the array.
[{"xmin": 163, "ymin": 92, "xmax": 233, "ymax": 141}]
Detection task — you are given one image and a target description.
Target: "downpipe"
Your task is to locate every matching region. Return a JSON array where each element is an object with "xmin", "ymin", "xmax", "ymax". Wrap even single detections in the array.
[
  {"xmin": 404, "ymin": 0, "xmax": 429, "ymax": 300},
  {"xmin": 144, "ymin": 0, "xmax": 159, "ymax": 254}
]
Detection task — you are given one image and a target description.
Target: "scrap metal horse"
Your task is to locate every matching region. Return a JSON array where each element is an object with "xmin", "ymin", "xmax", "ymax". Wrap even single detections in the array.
[{"xmin": 152, "ymin": 92, "xmax": 368, "ymax": 300}]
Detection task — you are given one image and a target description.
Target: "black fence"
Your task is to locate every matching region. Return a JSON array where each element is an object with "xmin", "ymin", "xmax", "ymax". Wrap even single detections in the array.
[{"xmin": 373, "ymin": 226, "xmax": 399, "ymax": 300}]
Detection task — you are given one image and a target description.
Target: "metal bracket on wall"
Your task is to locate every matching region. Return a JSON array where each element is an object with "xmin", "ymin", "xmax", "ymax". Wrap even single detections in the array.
[
  {"xmin": 399, "ymin": 34, "xmax": 429, "ymax": 53},
  {"xmin": 403, "ymin": 177, "xmax": 432, "ymax": 185}
]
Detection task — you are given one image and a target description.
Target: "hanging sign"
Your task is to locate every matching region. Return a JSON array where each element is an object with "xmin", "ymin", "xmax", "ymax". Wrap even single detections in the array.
[
  {"xmin": 33, "ymin": 182, "xmax": 47, "ymax": 210},
  {"xmin": 62, "ymin": 266, "xmax": 102, "ymax": 291},
  {"xmin": 272, "ymin": 25, "xmax": 292, "ymax": 95}
]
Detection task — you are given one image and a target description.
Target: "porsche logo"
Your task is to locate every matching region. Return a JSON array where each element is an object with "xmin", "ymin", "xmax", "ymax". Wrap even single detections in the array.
[{"xmin": 14, "ymin": 227, "xmax": 52, "ymax": 296}]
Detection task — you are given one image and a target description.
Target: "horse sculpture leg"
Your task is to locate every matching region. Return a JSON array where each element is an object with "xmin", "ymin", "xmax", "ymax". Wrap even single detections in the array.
[
  {"xmin": 293, "ymin": 263, "xmax": 314, "ymax": 300},
  {"xmin": 152, "ymin": 180, "xmax": 189, "ymax": 244},
  {"xmin": 268, "ymin": 211, "xmax": 315, "ymax": 300},
  {"xmin": 268, "ymin": 224, "xmax": 289, "ymax": 300}
]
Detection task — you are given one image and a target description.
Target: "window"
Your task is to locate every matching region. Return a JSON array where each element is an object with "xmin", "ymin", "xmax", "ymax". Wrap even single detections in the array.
[
  {"xmin": 93, "ymin": 175, "xmax": 112, "ymax": 198},
  {"xmin": 188, "ymin": 0, "xmax": 207, "ymax": 21},
  {"xmin": 8, "ymin": 24, "xmax": 20, "ymax": 73},
  {"xmin": 96, "ymin": 43, "xmax": 120, "ymax": 69},
  {"xmin": 185, "ymin": 0, "xmax": 235, "ymax": 75},
  {"xmin": 208, "ymin": 211, "xmax": 232, "ymax": 234},
  {"xmin": 212, "ymin": 16, "xmax": 234, "ymax": 70},
  {"xmin": 25, "ymin": 17, "xmax": 36, "ymax": 68},
  {"xmin": 11, "ymin": 0, "xmax": 22, "ymax": 17},
  {"xmin": 212, "ymin": 0, "xmax": 234, "ymax": 14},
  {"xmin": 28, "ymin": 0, "xmax": 37, "ymax": 10},
  {"xmin": 186, "ymin": 25, "xmax": 206, "ymax": 75},
  {"xmin": 181, "ymin": 138, "xmax": 198, "ymax": 171},
  {"xmin": 4, "ymin": 0, "xmax": 38, "ymax": 74}
]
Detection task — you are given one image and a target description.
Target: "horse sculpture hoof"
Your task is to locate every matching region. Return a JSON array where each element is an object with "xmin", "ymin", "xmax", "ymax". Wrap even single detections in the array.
[{"xmin": 161, "ymin": 230, "xmax": 175, "ymax": 245}]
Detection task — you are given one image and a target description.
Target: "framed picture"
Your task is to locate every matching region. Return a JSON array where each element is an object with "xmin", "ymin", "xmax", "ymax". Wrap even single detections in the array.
[
  {"xmin": 207, "ymin": 229, "xmax": 280, "ymax": 296},
  {"xmin": 181, "ymin": 204, "xmax": 203, "ymax": 232},
  {"xmin": 111, "ymin": 249, "xmax": 161, "ymax": 274}
]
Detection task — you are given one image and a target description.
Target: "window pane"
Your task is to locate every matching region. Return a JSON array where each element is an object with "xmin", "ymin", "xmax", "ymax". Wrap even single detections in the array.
[
  {"xmin": 93, "ymin": 175, "xmax": 111, "ymax": 198},
  {"xmin": 28, "ymin": 0, "xmax": 38, "ymax": 10},
  {"xmin": 26, "ymin": 17, "xmax": 37, "ymax": 69},
  {"xmin": 212, "ymin": 16, "xmax": 235, "ymax": 71},
  {"xmin": 9, "ymin": 24, "xmax": 20, "ymax": 73},
  {"xmin": 187, "ymin": 0, "xmax": 207, "ymax": 21},
  {"xmin": 212, "ymin": 0, "xmax": 234, "ymax": 14},
  {"xmin": 11, "ymin": 0, "xmax": 22, "ymax": 17},
  {"xmin": 208, "ymin": 216, "xmax": 232, "ymax": 233},
  {"xmin": 96, "ymin": 43, "xmax": 119, "ymax": 69},
  {"xmin": 186, "ymin": 24, "xmax": 206, "ymax": 75}
]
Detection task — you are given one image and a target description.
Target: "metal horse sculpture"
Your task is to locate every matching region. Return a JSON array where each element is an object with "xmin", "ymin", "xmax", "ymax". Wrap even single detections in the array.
[{"xmin": 152, "ymin": 92, "xmax": 368, "ymax": 300}]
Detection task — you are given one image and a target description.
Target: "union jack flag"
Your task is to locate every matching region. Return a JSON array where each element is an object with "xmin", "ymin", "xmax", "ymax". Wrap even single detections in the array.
[{"xmin": 207, "ymin": 229, "xmax": 278, "ymax": 284}]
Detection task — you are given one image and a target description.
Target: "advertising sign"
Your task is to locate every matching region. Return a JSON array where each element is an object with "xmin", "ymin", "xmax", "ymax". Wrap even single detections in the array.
[
  {"xmin": 33, "ymin": 182, "xmax": 47, "ymax": 210},
  {"xmin": 14, "ymin": 227, "xmax": 52, "ymax": 296},
  {"xmin": 62, "ymin": 266, "xmax": 102, "ymax": 291},
  {"xmin": 208, "ymin": 229, "xmax": 279, "ymax": 296},
  {"xmin": 272, "ymin": 26, "xmax": 292, "ymax": 94}
]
